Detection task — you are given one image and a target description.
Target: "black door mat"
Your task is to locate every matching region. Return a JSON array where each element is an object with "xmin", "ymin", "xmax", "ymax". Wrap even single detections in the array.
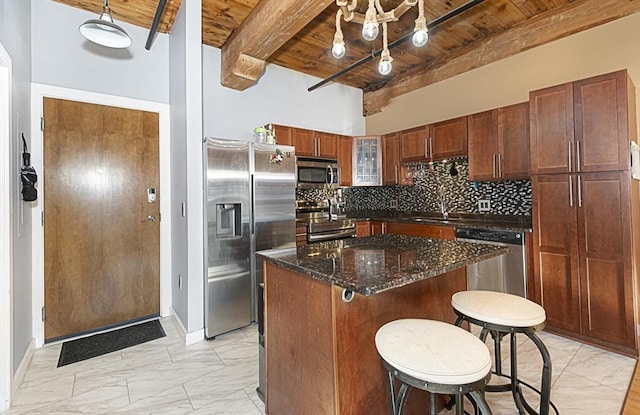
[{"xmin": 57, "ymin": 320, "xmax": 166, "ymax": 367}]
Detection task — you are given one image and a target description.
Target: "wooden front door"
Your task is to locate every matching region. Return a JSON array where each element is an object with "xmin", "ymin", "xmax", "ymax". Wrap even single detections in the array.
[{"xmin": 43, "ymin": 98, "xmax": 160, "ymax": 341}]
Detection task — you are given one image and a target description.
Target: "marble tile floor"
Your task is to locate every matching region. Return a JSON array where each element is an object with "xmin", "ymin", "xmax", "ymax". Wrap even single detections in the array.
[
  {"xmin": 4, "ymin": 316, "xmax": 636, "ymax": 415},
  {"xmin": 5, "ymin": 316, "xmax": 265, "ymax": 415},
  {"xmin": 441, "ymin": 327, "xmax": 636, "ymax": 415}
]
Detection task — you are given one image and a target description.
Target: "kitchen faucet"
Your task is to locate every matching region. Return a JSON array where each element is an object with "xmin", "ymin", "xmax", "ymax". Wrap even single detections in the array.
[
  {"xmin": 439, "ymin": 198, "xmax": 449, "ymax": 220},
  {"xmin": 438, "ymin": 185, "xmax": 449, "ymax": 220}
]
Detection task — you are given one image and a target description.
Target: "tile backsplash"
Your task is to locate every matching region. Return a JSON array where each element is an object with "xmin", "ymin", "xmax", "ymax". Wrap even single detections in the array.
[{"xmin": 297, "ymin": 158, "xmax": 532, "ymax": 216}]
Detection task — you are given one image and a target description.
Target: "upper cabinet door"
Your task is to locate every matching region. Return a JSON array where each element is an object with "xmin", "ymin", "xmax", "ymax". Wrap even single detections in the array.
[
  {"xmin": 529, "ymin": 83, "xmax": 574, "ymax": 175},
  {"xmin": 272, "ymin": 124, "xmax": 293, "ymax": 146},
  {"xmin": 292, "ymin": 128, "xmax": 316, "ymax": 157},
  {"xmin": 399, "ymin": 126, "xmax": 428, "ymax": 161},
  {"xmin": 498, "ymin": 102, "xmax": 530, "ymax": 179},
  {"xmin": 337, "ymin": 135, "xmax": 352, "ymax": 186},
  {"xmin": 468, "ymin": 110, "xmax": 498, "ymax": 181},
  {"xmin": 316, "ymin": 131, "xmax": 338, "ymax": 159},
  {"xmin": 430, "ymin": 116, "xmax": 467, "ymax": 160},
  {"xmin": 382, "ymin": 132, "xmax": 400, "ymax": 185},
  {"xmin": 574, "ymin": 71, "xmax": 630, "ymax": 173}
]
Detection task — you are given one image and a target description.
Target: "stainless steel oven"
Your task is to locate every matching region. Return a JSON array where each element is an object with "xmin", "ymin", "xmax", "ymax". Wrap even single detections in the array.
[
  {"xmin": 455, "ymin": 227, "xmax": 527, "ymax": 298},
  {"xmin": 296, "ymin": 157, "xmax": 340, "ymax": 189}
]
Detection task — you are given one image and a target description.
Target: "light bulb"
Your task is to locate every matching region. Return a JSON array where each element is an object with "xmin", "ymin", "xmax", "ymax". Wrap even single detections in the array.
[
  {"xmin": 412, "ymin": 29, "xmax": 429, "ymax": 47},
  {"xmin": 332, "ymin": 42, "xmax": 346, "ymax": 59},
  {"xmin": 362, "ymin": 22, "xmax": 379, "ymax": 41},
  {"xmin": 378, "ymin": 58, "xmax": 392, "ymax": 75}
]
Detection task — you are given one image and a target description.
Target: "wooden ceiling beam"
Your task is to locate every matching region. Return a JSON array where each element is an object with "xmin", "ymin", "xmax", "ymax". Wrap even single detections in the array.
[
  {"xmin": 363, "ymin": 0, "xmax": 640, "ymax": 116},
  {"xmin": 221, "ymin": 0, "xmax": 334, "ymax": 90}
]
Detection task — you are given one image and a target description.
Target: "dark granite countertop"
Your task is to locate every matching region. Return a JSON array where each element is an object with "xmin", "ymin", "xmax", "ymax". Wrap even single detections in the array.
[
  {"xmin": 344, "ymin": 211, "xmax": 532, "ymax": 232},
  {"xmin": 257, "ymin": 234, "xmax": 508, "ymax": 296}
]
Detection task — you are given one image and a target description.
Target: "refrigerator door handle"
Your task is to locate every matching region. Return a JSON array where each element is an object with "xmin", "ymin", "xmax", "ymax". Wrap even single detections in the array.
[{"xmin": 250, "ymin": 174, "xmax": 255, "ymax": 235}]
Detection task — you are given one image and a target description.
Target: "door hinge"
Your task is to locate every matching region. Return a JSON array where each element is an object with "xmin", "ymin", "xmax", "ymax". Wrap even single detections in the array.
[
  {"xmin": 41, "ymin": 211, "xmax": 45, "ymax": 226},
  {"xmin": 41, "ymin": 306, "xmax": 45, "ymax": 322},
  {"xmin": 40, "ymin": 116, "xmax": 44, "ymax": 132}
]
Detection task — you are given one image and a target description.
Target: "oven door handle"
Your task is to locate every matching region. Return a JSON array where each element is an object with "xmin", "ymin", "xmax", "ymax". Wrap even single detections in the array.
[{"xmin": 308, "ymin": 228, "xmax": 356, "ymax": 243}]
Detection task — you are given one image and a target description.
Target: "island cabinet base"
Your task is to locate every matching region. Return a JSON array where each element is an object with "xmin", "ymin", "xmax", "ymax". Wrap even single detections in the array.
[{"xmin": 264, "ymin": 262, "xmax": 467, "ymax": 415}]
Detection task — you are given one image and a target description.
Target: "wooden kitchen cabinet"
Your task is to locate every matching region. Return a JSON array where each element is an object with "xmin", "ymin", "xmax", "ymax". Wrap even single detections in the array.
[
  {"xmin": 316, "ymin": 131, "xmax": 338, "ymax": 159},
  {"xmin": 296, "ymin": 224, "xmax": 308, "ymax": 247},
  {"xmin": 337, "ymin": 135, "xmax": 352, "ymax": 186},
  {"xmin": 430, "ymin": 116, "xmax": 468, "ymax": 160},
  {"xmin": 382, "ymin": 132, "xmax": 400, "ymax": 185},
  {"xmin": 386, "ymin": 222, "xmax": 455, "ymax": 240},
  {"xmin": 468, "ymin": 102, "xmax": 529, "ymax": 181},
  {"xmin": 292, "ymin": 128, "xmax": 338, "ymax": 158},
  {"xmin": 356, "ymin": 221, "xmax": 372, "ymax": 237},
  {"xmin": 272, "ymin": 124, "xmax": 293, "ymax": 146},
  {"xmin": 530, "ymin": 70, "xmax": 632, "ymax": 175},
  {"xmin": 382, "ymin": 132, "xmax": 412, "ymax": 186},
  {"xmin": 400, "ymin": 126, "xmax": 428, "ymax": 161},
  {"xmin": 468, "ymin": 110, "xmax": 498, "ymax": 181},
  {"xmin": 399, "ymin": 117, "xmax": 467, "ymax": 162},
  {"xmin": 532, "ymin": 171, "xmax": 638, "ymax": 354},
  {"xmin": 292, "ymin": 127, "xmax": 316, "ymax": 157},
  {"xmin": 370, "ymin": 221, "xmax": 386, "ymax": 235}
]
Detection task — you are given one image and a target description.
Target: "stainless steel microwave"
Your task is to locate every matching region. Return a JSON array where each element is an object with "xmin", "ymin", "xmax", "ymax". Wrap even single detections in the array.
[{"xmin": 296, "ymin": 157, "xmax": 340, "ymax": 189}]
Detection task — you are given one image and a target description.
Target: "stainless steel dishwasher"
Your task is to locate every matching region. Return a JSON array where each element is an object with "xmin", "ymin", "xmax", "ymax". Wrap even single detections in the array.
[{"xmin": 455, "ymin": 227, "xmax": 527, "ymax": 298}]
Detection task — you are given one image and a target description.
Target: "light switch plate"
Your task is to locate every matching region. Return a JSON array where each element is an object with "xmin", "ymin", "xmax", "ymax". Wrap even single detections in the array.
[
  {"xmin": 389, "ymin": 199, "xmax": 398, "ymax": 209},
  {"xmin": 478, "ymin": 199, "xmax": 491, "ymax": 212}
]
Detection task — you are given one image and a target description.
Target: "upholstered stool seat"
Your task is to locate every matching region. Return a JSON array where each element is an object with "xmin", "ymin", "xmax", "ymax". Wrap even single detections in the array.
[
  {"xmin": 375, "ymin": 319, "xmax": 493, "ymax": 415},
  {"xmin": 452, "ymin": 291, "xmax": 553, "ymax": 415}
]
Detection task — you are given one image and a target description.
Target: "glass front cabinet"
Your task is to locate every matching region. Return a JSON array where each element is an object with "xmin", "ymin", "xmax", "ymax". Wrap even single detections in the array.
[{"xmin": 352, "ymin": 136, "xmax": 382, "ymax": 186}]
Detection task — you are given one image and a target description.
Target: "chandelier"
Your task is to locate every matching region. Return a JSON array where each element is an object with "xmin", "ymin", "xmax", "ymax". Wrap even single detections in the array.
[{"xmin": 331, "ymin": 0, "xmax": 428, "ymax": 75}]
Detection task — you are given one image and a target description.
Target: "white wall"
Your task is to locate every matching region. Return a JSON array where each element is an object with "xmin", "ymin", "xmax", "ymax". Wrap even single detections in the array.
[
  {"xmin": 31, "ymin": 0, "xmax": 169, "ymax": 104},
  {"xmin": 202, "ymin": 46, "xmax": 365, "ymax": 139},
  {"xmin": 366, "ymin": 13, "xmax": 640, "ymax": 135},
  {"xmin": 0, "ymin": 0, "xmax": 32, "ymax": 381},
  {"xmin": 169, "ymin": 0, "xmax": 204, "ymax": 336}
]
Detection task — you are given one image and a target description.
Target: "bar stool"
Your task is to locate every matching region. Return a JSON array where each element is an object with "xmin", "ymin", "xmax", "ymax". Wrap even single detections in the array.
[
  {"xmin": 375, "ymin": 319, "xmax": 493, "ymax": 415},
  {"xmin": 451, "ymin": 290, "xmax": 552, "ymax": 415}
]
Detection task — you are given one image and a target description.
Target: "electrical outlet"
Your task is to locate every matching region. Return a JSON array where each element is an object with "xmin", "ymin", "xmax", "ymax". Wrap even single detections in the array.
[
  {"xmin": 389, "ymin": 199, "xmax": 398, "ymax": 209},
  {"xmin": 478, "ymin": 199, "xmax": 491, "ymax": 212}
]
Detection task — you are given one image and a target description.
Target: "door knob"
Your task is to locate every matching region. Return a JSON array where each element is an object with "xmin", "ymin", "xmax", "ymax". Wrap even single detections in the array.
[{"xmin": 142, "ymin": 215, "xmax": 157, "ymax": 222}]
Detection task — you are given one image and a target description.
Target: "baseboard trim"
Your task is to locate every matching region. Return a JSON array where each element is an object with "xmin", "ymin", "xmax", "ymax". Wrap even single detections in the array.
[
  {"xmin": 11, "ymin": 338, "xmax": 35, "ymax": 398},
  {"xmin": 168, "ymin": 307, "xmax": 204, "ymax": 346}
]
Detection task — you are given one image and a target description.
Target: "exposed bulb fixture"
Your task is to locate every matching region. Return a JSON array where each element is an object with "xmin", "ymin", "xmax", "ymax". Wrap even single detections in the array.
[
  {"xmin": 362, "ymin": 0, "xmax": 379, "ymax": 41},
  {"xmin": 79, "ymin": 0, "xmax": 131, "ymax": 49},
  {"xmin": 332, "ymin": 9, "xmax": 346, "ymax": 59},
  {"xmin": 412, "ymin": 0, "xmax": 429, "ymax": 47},
  {"xmin": 330, "ymin": 0, "xmax": 431, "ymax": 76},
  {"xmin": 378, "ymin": 22, "xmax": 393, "ymax": 75},
  {"xmin": 378, "ymin": 57, "xmax": 393, "ymax": 75},
  {"xmin": 412, "ymin": 28, "xmax": 429, "ymax": 47}
]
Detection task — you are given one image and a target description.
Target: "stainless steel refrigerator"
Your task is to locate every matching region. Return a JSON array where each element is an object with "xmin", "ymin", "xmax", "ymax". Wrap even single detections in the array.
[{"xmin": 205, "ymin": 138, "xmax": 296, "ymax": 339}]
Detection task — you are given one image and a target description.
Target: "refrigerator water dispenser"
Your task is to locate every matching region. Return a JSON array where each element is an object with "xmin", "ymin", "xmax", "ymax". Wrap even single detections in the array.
[{"xmin": 216, "ymin": 203, "xmax": 241, "ymax": 238}]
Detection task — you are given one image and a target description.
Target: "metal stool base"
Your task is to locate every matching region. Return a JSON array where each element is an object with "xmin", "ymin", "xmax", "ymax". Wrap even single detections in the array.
[
  {"xmin": 380, "ymin": 358, "xmax": 493, "ymax": 415},
  {"xmin": 455, "ymin": 312, "xmax": 552, "ymax": 415}
]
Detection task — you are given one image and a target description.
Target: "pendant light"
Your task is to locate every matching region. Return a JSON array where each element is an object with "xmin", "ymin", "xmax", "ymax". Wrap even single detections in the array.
[{"xmin": 79, "ymin": 0, "xmax": 131, "ymax": 49}]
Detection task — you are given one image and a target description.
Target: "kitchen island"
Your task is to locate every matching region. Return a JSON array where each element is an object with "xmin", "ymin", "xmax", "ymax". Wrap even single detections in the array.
[{"xmin": 258, "ymin": 234, "xmax": 507, "ymax": 415}]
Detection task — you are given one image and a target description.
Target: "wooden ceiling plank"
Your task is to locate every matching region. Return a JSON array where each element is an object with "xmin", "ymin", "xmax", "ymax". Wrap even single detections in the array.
[
  {"xmin": 220, "ymin": 0, "xmax": 334, "ymax": 90},
  {"xmin": 201, "ymin": 0, "xmax": 258, "ymax": 48},
  {"xmin": 363, "ymin": 0, "xmax": 640, "ymax": 116}
]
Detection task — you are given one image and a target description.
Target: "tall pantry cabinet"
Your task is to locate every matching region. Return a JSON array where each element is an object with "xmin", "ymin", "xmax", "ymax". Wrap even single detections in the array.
[{"xmin": 529, "ymin": 70, "xmax": 640, "ymax": 355}]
